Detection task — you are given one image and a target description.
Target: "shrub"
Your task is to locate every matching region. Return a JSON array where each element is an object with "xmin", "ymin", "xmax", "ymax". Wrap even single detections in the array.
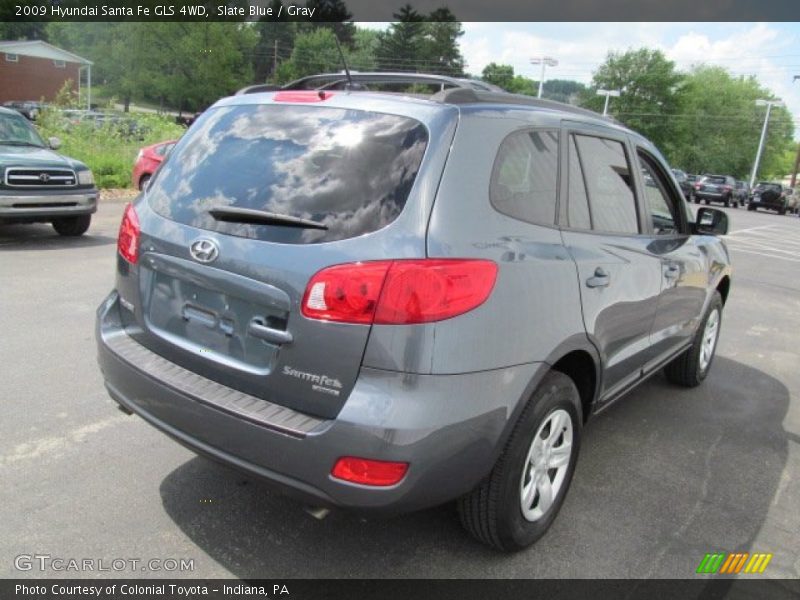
[{"xmin": 36, "ymin": 109, "xmax": 186, "ymax": 189}]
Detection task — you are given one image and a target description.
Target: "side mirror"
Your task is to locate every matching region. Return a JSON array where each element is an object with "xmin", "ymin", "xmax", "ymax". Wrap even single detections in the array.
[
  {"xmin": 48, "ymin": 136, "xmax": 61, "ymax": 150},
  {"xmin": 694, "ymin": 207, "xmax": 729, "ymax": 236}
]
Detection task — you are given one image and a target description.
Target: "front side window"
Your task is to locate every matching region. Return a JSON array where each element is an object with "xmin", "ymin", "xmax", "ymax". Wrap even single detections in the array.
[
  {"xmin": 148, "ymin": 104, "xmax": 429, "ymax": 244},
  {"xmin": 573, "ymin": 134, "xmax": 638, "ymax": 234},
  {"xmin": 490, "ymin": 129, "xmax": 558, "ymax": 225},
  {"xmin": 639, "ymin": 154, "xmax": 678, "ymax": 235}
]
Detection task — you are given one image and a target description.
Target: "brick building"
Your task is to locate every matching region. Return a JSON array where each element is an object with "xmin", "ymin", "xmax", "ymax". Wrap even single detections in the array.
[{"xmin": 0, "ymin": 40, "xmax": 92, "ymax": 105}]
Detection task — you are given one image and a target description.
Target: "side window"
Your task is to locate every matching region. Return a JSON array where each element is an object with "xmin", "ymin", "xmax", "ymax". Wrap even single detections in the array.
[
  {"xmin": 638, "ymin": 153, "xmax": 679, "ymax": 235},
  {"xmin": 490, "ymin": 129, "xmax": 558, "ymax": 226},
  {"xmin": 567, "ymin": 135, "xmax": 591, "ymax": 229},
  {"xmin": 573, "ymin": 135, "xmax": 639, "ymax": 234}
]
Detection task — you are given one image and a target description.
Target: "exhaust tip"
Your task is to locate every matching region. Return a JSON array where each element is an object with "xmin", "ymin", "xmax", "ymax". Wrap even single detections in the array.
[{"xmin": 304, "ymin": 506, "xmax": 331, "ymax": 520}]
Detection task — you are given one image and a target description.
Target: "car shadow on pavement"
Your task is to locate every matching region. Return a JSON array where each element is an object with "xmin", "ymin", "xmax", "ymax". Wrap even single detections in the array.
[
  {"xmin": 0, "ymin": 224, "xmax": 115, "ymax": 250},
  {"xmin": 158, "ymin": 356, "xmax": 790, "ymax": 579}
]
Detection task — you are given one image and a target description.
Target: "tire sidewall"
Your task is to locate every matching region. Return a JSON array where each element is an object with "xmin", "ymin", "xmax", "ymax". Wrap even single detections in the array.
[
  {"xmin": 695, "ymin": 294, "xmax": 723, "ymax": 382},
  {"xmin": 495, "ymin": 373, "xmax": 582, "ymax": 550}
]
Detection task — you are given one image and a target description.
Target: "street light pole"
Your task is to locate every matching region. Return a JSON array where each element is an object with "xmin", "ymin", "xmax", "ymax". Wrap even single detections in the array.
[
  {"xmin": 530, "ymin": 56, "xmax": 558, "ymax": 99},
  {"xmin": 596, "ymin": 89, "xmax": 621, "ymax": 116},
  {"xmin": 749, "ymin": 99, "xmax": 784, "ymax": 188},
  {"xmin": 791, "ymin": 76, "xmax": 799, "ymax": 188}
]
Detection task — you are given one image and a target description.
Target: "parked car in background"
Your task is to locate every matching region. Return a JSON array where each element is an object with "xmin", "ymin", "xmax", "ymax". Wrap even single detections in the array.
[
  {"xmin": 132, "ymin": 140, "xmax": 176, "ymax": 190},
  {"xmin": 671, "ymin": 168, "xmax": 692, "ymax": 200},
  {"xmin": 0, "ymin": 107, "xmax": 97, "ymax": 236},
  {"xmin": 97, "ymin": 77, "xmax": 732, "ymax": 551},
  {"xmin": 734, "ymin": 180, "xmax": 750, "ymax": 206},
  {"xmin": 694, "ymin": 174, "xmax": 739, "ymax": 207},
  {"xmin": 2, "ymin": 101, "xmax": 46, "ymax": 121},
  {"xmin": 63, "ymin": 110, "xmax": 148, "ymax": 140},
  {"xmin": 748, "ymin": 182, "xmax": 797, "ymax": 215}
]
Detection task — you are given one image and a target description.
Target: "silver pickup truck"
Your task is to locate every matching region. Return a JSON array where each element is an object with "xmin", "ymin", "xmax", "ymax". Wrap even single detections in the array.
[{"xmin": 0, "ymin": 106, "xmax": 98, "ymax": 236}]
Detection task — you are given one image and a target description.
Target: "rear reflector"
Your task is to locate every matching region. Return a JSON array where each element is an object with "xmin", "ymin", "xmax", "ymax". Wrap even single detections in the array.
[
  {"xmin": 301, "ymin": 259, "xmax": 498, "ymax": 325},
  {"xmin": 331, "ymin": 457, "xmax": 409, "ymax": 486},
  {"xmin": 273, "ymin": 90, "xmax": 334, "ymax": 103},
  {"xmin": 117, "ymin": 203, "xmax": 140, "ymax": 264}
]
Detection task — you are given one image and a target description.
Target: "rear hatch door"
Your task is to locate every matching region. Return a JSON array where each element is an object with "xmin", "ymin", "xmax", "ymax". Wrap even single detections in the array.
[{"xmin": 124, "ymin": 97, "xmax": 456, "ymax": 419}]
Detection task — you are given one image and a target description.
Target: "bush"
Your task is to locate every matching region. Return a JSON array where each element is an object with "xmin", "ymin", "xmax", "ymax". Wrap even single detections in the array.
[{"xmin": 36, "ymin": 109, "xmax": 186, "ymax": 189}]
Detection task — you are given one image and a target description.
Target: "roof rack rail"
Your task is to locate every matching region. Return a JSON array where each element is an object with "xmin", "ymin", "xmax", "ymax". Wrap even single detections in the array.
[
  {"xmin": 432, "ymin": 88, "xmax": 619, "ymax": 122},
  {"xmin": 235, "ymin": 72, "xmax": 503, "ymax": 95}
]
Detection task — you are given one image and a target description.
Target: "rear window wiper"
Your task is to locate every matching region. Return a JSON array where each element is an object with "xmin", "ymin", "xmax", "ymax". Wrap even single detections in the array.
[{"xmin": 208, "ymin": 206, "xmax": 328, "ymax": 230}]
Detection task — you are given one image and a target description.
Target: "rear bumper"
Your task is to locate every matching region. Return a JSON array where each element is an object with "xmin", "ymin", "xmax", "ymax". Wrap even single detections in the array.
[
  {"xmin": 748, "ymin": 200, "xmax": 784, "ymax": 210},
  {"xmin": 96, "ymin": 291, "xmax": 544, "ymax": 514},
  {"xmin": 694, "ymin": 191, "xmax": 728, "ymax": 203},
  {"xmin": 0, "ymin": 189, "xmax": 98, "ymax": 220}
]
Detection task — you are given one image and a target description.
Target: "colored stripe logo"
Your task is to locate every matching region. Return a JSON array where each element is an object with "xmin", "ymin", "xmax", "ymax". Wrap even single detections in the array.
[{"xmin": 696, "ymin": 552, "xmax": 773, "ymax": 574}]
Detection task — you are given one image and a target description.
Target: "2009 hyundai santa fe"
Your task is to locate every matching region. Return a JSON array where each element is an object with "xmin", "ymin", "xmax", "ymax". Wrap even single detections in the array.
[{"xmin": 96, "ymin": 74, "xmax": 732, "ymax": 551}]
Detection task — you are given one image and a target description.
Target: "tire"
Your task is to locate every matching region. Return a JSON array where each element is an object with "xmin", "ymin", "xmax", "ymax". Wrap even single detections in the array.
[
  {"xmin": 724, "ymin": 199, "xmax": 730, "ymax": 207},
  {"xmin": 52, "ymin": 214, "xmax": 91, "ymax": 236},
  {"xmin": 139, "ymin": 174, "xmax": 151, "ymax": 191},
  {"xmin": 779, "ymin": 207, "xmax": 787, "ymax": 216},
  {"xmin": 664, "ymin": 291, "xmax": 723, "ymax": 387},
  {"xmin": 457, "ymin": 371, "xmax": 582, "ymax": 551},
  {"xmin": 748, "ymin": 204, "xmax": 756, "ymax": 211}
]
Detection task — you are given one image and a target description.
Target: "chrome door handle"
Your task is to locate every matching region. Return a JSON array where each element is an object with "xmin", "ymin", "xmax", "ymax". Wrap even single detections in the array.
[{"xmin": 586, "ymin": 267, "xmax": 611, "ymax": 288}]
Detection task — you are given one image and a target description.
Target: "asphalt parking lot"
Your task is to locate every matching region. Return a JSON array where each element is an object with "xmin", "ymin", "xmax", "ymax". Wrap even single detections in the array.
[{"xmin": 2, "ymin": 199, "xmax": 799, "ymax": 579}]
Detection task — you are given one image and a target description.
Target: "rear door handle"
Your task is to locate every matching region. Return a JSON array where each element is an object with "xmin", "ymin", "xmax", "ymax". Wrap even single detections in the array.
[
  {"xmin": 586, "ymin": 267, "xmax": 611, "ymax": 288},
  {"xmin": 247, "ymin": 317, "xmax": 293, "ymax": 345}
]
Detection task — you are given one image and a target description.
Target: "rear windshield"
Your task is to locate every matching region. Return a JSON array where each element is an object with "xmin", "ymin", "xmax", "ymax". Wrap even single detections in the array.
[
  {"xmin": 148, "ymin": 103, "xmax": 428, "ymax": 244},
  {"xmin": 756, "ymin": 183, "xmax": 781, "ymax": 192},
  {"xmin": 704, "ymin": 176, "xmax": 727, "ymax": 184}
]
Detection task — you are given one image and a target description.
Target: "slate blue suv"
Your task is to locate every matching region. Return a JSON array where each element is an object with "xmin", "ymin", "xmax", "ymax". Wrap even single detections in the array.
[{"xmin": 97, "ymin": 75, "xmax": 732, "ymax": 551}]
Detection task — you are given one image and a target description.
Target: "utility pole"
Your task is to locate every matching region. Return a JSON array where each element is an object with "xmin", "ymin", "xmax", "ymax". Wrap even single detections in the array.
[
  {"xmin": 596, "ymin": 89, "xmax": 621, "ymax": 116},
  {"xmin": 530, "ymin": 56, "xmax": 558, "ymax": 99},
  {"xmin": 791, "ymin": 76, "xmax": 799, "ymax": 188},
  {"xmin": 749, "ymin": 99, "xmax": 784, "ymax": 188}
]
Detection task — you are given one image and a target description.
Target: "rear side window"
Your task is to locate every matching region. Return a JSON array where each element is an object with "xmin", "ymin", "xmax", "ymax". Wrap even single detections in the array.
[
  {"xmin": 572, "ymin": 134, "xmax": 638, "ymax": 234},
  {"xmin": 490, "ymin": 129, "xmax": 558, "ymax": 226},
  {"xmin": 148, "ymin": 104, "xmax": 428, "ymax": 244}
]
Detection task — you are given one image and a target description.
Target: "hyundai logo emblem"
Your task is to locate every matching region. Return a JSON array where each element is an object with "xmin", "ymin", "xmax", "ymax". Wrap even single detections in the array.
[{"xmin": 189, "ymin": 238, "xmax": 219, "ymax": 263}]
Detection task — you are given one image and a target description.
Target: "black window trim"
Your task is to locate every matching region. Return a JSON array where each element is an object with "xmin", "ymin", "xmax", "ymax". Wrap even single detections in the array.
[
  {"xmin": 636, "ymin": 147, "xmax": 690, "ymax": 236},
  {"xmin": 557, "ymin": 124, "xmax": 644, "ymax": 237},
  {"xmin": 488, "ymin": 126, "xmax": 561, "ymax": 230}
]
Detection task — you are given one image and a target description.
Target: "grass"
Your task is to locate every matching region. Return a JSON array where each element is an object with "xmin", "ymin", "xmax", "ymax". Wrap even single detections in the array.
[{"xmin": 36, "ymin": 109, "xmax": 186, "ymax": 189}]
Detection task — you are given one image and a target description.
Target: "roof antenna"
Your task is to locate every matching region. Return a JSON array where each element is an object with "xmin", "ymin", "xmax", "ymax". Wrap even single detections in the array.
[{"xmin": 332, "ymin": 34, "xmax": 353, "ymax": 92}]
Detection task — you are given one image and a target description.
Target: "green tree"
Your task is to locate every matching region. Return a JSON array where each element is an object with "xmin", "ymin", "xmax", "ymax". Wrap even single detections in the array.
[
  {"xmin": 253, "ymin": 4, "xmax": 298, "ymax": 83},
  {"xmin": 275, "ymin": 27, "xmax": 345, "ymax": 82},
  {"xmin": 375, "ymin": 5, "xmax": 424, "ymax": 72},
  {"xmin": 0, "ymin": 22, "xmax": 48, "ymax": 41},
  {"xmin": 671, "ymin": 66, "xmax": 794, "ymax": 178},
  {"xmin": 420, "ymin": 8, "xmax": 465, "ymax": 75},
  {"xmin": 581, "ymin": 48, "xmax": 684, "ymax": 149},
  {"xmin": 481, "ymin": 63, "xmax": 515, "ymax": 90},
  {"xmin": 303, "ymin": 0, "xmax": 356, "ymax": 48}
]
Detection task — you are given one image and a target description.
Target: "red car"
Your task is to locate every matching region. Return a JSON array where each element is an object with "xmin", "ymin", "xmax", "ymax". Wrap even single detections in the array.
[{"xmin": 132, "ymin": 140, "xmax": 176, "ymax": 190}]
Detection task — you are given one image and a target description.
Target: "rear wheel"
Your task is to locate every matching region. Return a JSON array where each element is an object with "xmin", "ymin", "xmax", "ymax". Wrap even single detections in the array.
[
  {"xmin": 52, "ymin": 214, "xmax": 91, "ymax": 236},
  {"xmin": 665, "ymin": 291, "xmax": 722, "ymax": 387},
  {"xmin": 779, "ymin": 207, "xmax": 787, "ymax": 215},
  {"xmin": 457, "ymin": 371, "xmax": 582, "ymax": 551}
]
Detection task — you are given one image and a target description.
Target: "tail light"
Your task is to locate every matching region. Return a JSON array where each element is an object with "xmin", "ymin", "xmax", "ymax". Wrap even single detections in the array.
[
  {"xmin": 694, "ymin": 183, "xmax": 702, "ymax": 190},
  {"xmin": 117, "ymin": 203, "xmax": 140, "ymax": 264},
  {"xmin": 331, "ymin": 457, "xmax": 409, "ymax": 486},
  {"xmin": 722, "ymin": 185, "xmax": 732, "ymax": 192},
  {"xmin": 301, "ymin": 259, "xmax": 498, "ymax": 325}
]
